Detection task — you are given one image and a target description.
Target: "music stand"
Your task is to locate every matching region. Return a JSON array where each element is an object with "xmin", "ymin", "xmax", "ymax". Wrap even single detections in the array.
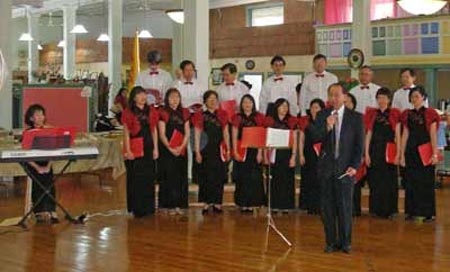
[{"xmin": 241, "ymin": 127, "xmax": 293, "ymax": 247}]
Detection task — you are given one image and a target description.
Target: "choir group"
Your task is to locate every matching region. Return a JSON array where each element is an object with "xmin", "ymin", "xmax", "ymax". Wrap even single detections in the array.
[
  {"xmin": 118, "ymin": 50, "xmax": 440, "ymax": 223},
  {"xmin": 25, "ymin": 50, "xmax": 441, "ymax": 239}
]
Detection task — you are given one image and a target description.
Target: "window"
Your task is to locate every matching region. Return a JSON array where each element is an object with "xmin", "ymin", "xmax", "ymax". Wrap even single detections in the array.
[
  {"xmin": 239, "ymin": 73, "xmax": 264, "ymax": 109},
  {"xmin": 247, "ymin": 3, "xmax": 284, "ymax": 27},
  {"xmin": 324, "ymin": 0, "xmax": 396, "ymax": 25}
]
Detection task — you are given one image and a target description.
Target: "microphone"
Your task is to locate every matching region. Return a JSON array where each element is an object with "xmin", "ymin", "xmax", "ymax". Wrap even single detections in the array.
[
  {"xmin": 331, "ymin": 110, "xmax": 339, "ymax": 166},
  {"xmin": 332, "ymin": 110, "xmax": 338, "ymax": 132}
]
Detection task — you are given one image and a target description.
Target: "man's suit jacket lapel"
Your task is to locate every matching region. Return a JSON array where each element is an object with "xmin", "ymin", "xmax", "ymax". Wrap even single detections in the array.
[{"xmin": 338, "ymin": 108, "xmax": 351, "ymax": 156}]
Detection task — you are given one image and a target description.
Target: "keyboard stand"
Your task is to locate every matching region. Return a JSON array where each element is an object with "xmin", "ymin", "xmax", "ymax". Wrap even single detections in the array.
[{"xmin": 16, "ymin": 159, "xmax": 87, "ymax": 228}]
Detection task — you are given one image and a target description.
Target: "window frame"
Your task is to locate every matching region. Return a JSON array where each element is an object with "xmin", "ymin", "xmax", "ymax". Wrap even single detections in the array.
[{"xmin": 246, "ymin": 2, "xmax": 285, "ymax": 28}]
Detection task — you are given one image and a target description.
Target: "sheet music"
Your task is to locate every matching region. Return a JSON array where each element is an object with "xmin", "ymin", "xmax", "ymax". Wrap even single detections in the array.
[{"xmin": 265, "ymin": 128, "xmax": 290, "ymax": 148}]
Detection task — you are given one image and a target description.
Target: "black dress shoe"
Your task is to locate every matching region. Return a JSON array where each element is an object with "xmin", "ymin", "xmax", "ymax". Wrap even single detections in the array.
[
  {"xmin": 324, "ymin": 245, "xmax": 336, "ymax": 253},
  {"xmin": 342, "ymin": 246, "xmax": 352, "ymax": 254}
]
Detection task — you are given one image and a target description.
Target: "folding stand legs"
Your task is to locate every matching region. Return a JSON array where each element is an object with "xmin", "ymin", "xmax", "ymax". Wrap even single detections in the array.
[
  {"xmin": 265, "ymin": 148, "xmax": 292, "ymax": 247},
  {"xmin": 16, "ymin": 160, "xmax": 87, "ymax": 228}
]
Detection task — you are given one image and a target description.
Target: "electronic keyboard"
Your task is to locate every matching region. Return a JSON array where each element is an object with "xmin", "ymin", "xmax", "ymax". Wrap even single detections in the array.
[{"xmin": 0, "ymin": 147, "xmax": 99, "ymax": 163}]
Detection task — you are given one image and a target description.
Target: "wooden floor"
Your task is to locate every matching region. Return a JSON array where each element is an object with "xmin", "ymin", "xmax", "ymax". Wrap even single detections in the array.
[{"xmin": 0, "ymin": 172, "xmax": 450, "ymax": 272}]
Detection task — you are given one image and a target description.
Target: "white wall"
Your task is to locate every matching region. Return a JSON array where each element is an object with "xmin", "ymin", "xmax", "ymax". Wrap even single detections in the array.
[{"xmin": 210, "ymin": 55, "xmax": 316, "ymax": 75}]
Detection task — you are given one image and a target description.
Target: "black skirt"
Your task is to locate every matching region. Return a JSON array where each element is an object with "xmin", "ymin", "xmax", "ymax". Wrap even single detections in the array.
[
  {"xmin": 270, "ymin": 149, "xmax": 295, "ymax": 210},
  {"xmin": 368, "ymin": 115, "xmax": 398, "ymax": 217},
  {"xmin": 404, "ymin": 166, "xmax": 435, "ymax": 217},
  {"xmin": 234, "ymin": 148, "xmax": 265, "ymax": 207},
  {"xmin": 299, "ymin": 133, "xmax": 320, "ymax": 212},
  {"xmin": 404, "ymin": 108, "xmax": 436, "ymax": 218},
  {"xmin": 158, "ymin": 147, "xmax": 188, "ymax": 209}
]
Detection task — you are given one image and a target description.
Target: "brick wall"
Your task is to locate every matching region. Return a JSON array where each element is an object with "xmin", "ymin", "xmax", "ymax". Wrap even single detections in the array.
[{"xmin": 210, "ymin": 0, "xmax": 323, "ymax": 58}]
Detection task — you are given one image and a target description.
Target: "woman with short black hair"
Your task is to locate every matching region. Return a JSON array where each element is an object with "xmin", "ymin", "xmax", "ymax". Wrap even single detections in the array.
[
  {"xmin": 365, "ymin": 87, "xmax": 401, "ymax": 218},
  {"xmin": 400, "ymin": 86, "xmax": 439, "ymax": 222},
  {"xmin": 158, "ymin": 88, "xmax": 190, "ymax": 215},
  {"xmin": 192, "ymin": 90, "xmax": 230, "ymax": 214},
  {"xmin": 24, "ymin": 104, "xmax": 58, "ymax": 224},
  {"xmin": 298, "ymin": 98, "xmax": 326, "ymax": 214},
  {"xmin": 264, "ymin": 98, "xmax": 298, "ymax": 213}
]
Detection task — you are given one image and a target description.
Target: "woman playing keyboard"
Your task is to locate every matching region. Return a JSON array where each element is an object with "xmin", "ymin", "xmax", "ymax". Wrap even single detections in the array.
[{"xmin": 24, "ymin": 104, "xmax": 58, "ymax": 224}]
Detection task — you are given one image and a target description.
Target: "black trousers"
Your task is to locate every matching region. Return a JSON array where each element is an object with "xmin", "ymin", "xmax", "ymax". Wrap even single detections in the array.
[
  {"xmin": 353, "ymin": 179, "xmax": 364, "ymax": 216},
  {"xmin": 125, "ymin": 153, "xmax": 156, "ymax": 217},
  {"xmin": 24, "ymin": 163, "xmax": 56, "ymax": 213},
  {"xmin": 321, "ymin": 175, "xmax": 354, "ymax": 248}
]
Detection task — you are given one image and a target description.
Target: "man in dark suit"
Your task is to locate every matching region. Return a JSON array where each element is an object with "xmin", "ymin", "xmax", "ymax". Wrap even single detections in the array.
[{"xmin": 310, "ymin": 83, "xmax": 364, "ymax": 254}]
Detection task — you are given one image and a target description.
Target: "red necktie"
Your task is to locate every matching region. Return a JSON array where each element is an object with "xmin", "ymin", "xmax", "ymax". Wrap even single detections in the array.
[
  {"xmin": 226, "ymin": 83, "xmax": 235, "ymax": 86},
  {"xmin": 403, "ymin": 87, "xmax": 410, "ymax": 91},
  {"xmin": 360, "ymin": 85, "xmax": 369, "ymax": 90},
  {"xmin": 184, "ymin": 82, "xmax": 193, "ymax": 85},
  {"xmin": 274, "ymin": 77, "xmax": 283, "ymax": 82},
  {"xmin": 149, "ymin": 71, "xmax": 159, "ymax": 75},
  {"xmin": 315, "ymin": 74, "xmax": 324, "ymax": 78}
]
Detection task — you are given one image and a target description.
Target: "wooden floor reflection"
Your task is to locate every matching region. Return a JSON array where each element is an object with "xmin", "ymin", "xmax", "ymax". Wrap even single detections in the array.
[{"xmin": 0, "ymin": 173, "xmax": 449, "ymax": 272}]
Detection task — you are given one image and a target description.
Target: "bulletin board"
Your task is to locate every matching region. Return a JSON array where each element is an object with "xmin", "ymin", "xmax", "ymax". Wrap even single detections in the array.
[{"xmin": 22, "ymin": 85, "xmax": 90, "ymax": 132}]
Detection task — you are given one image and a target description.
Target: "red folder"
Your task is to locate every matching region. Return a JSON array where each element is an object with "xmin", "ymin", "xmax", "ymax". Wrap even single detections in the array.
[
  {"xmin": 219, "ymin": 100, "xmax": 237, "ymax": 120},
  {"xmin": 241, "ymin": 127, "xmax": 295, "ymax": 148},
  {"xmin": 385, "ymin": 142, "xmax": 397, "ymax": 164},
  {"xmin": 22, "ymin": 127, "xmax": 77, "ymax": 149},
  {"xmin": 313, "ymin": 142, "xmax": 322, "ymax": 156},
  {"xmin": 241, "ymin": 127, "xmax": 267, "ymax": 148},
  {"xmin": 355, "ymin": 164, "xmax": 367, "ymax": 182},
  {"xmin": 418, "ymin": 142, "xmax": 443, "ymax": 166},
  {"xmin": 124, "ymin": 137, "xmax": 144, "ymax": 158},
  {"xmin": 169, "ymin": 129, "xmax": 186, "ymax": 156},
  {"xmin": 234, "ymin": 140, "xmax": 247, "ymax": 162}
]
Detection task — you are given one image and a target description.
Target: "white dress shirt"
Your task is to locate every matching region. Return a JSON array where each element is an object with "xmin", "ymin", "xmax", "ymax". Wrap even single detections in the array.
[
  {"xmin": 392, "ymin": 85, "xmax": 429, "ymax": 111},
  {"xmin": 216, "ymin": 80, "xmax": 249, "ymax": 105},
  {"xmin": 349, "ymin": 82, "xmax": 380, "ymax": 114},
  {"xmin": 259, "ymin": 74, "xmax": 299, "ymax": 115},
  {"xmin": 300, "ymin": 71, "xmax": 338, "ymax": 116},
  {"xmin": 172, "ymin": 78, "xmax": 206, "ymax": 108},
  {"xmin": 333, "ymin": 104, "xmax": 345, "ymax": 158},
  {"xmin": 135, "ymin": 68, "xmax": 173, "ymax": 104}
]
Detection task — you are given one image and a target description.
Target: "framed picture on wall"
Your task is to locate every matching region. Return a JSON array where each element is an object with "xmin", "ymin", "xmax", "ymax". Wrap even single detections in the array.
[{"xmin": 211, "ymin": 68, "xmax": 223, "ymax": 85}]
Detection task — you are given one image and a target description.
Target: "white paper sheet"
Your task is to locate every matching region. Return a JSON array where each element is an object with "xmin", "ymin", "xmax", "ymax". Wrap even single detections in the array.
[{"xmin": 265, "ymin": 128, "xmax": 290, "ymax": 148}]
